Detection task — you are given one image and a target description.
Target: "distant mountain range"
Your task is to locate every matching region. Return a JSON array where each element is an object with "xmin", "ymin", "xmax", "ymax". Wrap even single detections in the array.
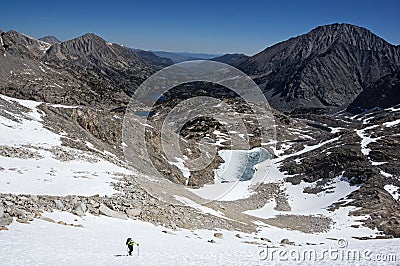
[
  {"xmin": 2, "ymin": 23, "xmax": 400, "ymax": 113},
  {"xmin": 131, "ymin": 48, "xmax": 174, "ymax": 68},
  {"xmin": 151, "ymin": 50, "xmax": 222, "ymax": 63}
]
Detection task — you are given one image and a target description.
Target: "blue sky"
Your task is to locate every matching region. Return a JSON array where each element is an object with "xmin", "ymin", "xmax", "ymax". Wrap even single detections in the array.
[{"xmin": 1, "ymin": 0, "xmax": 399, "ymax": 55}]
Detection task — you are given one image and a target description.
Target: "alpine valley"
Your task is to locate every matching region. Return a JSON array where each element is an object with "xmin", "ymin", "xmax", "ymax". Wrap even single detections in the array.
[{"xmin": 0, "ymin": 23, "xmax": 399, "ymax": 265}]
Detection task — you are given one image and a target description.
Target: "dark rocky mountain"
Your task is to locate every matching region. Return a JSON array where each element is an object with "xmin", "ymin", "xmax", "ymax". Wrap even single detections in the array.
[
  {"xmin": 132, "ymin": 49, "xmax": 174, "ymax": 68},
  {"xmin": 237, "ymin": 23, "xmax": 400, "ymax": 113},
  {"xmin": 39, "ymin": 35, "xmax": 61, "ymax": 45},
  {"xmin": 212, "ymin": 53, "xmax": 248, "ymax": 65},
  {"xmin": 347, "ymin": 69, "xmax": 400, "ymax": 113}
]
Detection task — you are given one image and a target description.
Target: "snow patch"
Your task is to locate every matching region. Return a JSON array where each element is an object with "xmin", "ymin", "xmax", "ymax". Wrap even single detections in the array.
[
  {"xmin": 383, "ymin": 119, "xmax": 400, "ymax": 128},
  {"xmin": 355, "ymin": 125, "xmax": 379, "ymax": 156},
  {"xmin": 174, "ymin": 195, "xmax": 227, "ymax": 219},
  {"xmin": 384, "ymin": 185, "xmax": 399, "ymax": 201},
  {"xmin": 169, "ymin": 157, "xmax": 190, "ymax": 184}
]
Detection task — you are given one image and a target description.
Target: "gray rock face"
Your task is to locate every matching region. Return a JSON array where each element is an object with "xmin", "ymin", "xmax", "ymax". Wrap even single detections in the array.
[
  {"xmin": 0, "ymin": 205, "xmax": 4, "ymax": 217},
  {"xmin": 347, "ymin": 69, "xmax": 400, "ymax": 113},
  {"xmin": 99, "ymin": 203, "xmax": 127, "ymax": 220},
  {"xmin": 237, "ymin": 23, "xmax": 400, "ymax": 112}
]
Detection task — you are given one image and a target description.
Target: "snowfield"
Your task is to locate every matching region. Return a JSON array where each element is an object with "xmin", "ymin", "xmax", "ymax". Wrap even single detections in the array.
[
  {"xmin": 245, "ymin": 175, "xmax": 361, "ymax": 218},
  {"xmin": 0, "ymin": 94, "xmax": 129, "ymax": 196},
  {"xmin": 1, "ymin": 212, "xmax": 399, "ymax": 265}
]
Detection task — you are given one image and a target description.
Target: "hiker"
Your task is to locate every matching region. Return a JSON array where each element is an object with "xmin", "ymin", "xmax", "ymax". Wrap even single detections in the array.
[{"xmin": 126, "ymin": 237, "xmax": 139, "ymax": 256}]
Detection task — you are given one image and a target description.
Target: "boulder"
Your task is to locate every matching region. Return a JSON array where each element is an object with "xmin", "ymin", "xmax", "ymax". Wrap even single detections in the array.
[
  {"xmin": 32, "ymin": 210, "xmax": 42, "ymax": 218},
  {"xmin": 74, "ymin": 207, "xmax": 85, "ymax": 217},
  {"xmin": 42, "ymin": 217, "xmax": 55, "ymax": 223},
  {"xmin": 16, "ymin": 219, "xmax": 30, "ymax": 224},
  {"xmin": 126, "ymin": 208, "xmax": 142, "ymax": 218},
  {"xmin": 213, "ymin": 232, "xmax": 223, "ymax": 239},
  {"xmin": 74, "ymin": 203, "xmax": 87, "ymax": 216},
  {"xmin": 0, "ymin": 205, "xmax": 4, "ymax": 217},
  {"xmin": 80, "ymin": 203, "xmax": 87, "ymax": 213},
  {"xmin": 31, "ymin": 195, "xmax": 38, "ymax": 201},
  {"xmin": 0, "ymin": 215, "xmax": 13, "ymax": 226},
  {"xmin": 70, "ymin": 197, "xmax": 79, "ymax": 206},
  {"xmin": 280, "ymin": 238, "xmax": 295, "ymax": 245},
  {"xmin": 54, "ymin": 199, "xmax": 64, "ymax": 210},
  {"xmin": 99, "ymin": 204, "xmax": 127, "ymax": 220},
  {"xmin": 4, "ymin": 201, "xmax": 14, "ymax": 207}
]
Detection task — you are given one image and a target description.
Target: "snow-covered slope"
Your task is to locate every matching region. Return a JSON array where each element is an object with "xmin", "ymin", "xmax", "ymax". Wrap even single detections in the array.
[
  {"xmin": 1, "ymin": 211, "xmax": 399, "ymax": 265},
  {"xmin": 0, "ymin": 94, "xmax": 129, "ymax": 196}
]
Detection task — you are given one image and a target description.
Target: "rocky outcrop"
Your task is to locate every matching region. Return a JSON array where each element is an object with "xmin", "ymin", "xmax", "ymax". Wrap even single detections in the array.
[{"xmin": 0, "ymin": 177, "xmax": 254, "ymax": 232}]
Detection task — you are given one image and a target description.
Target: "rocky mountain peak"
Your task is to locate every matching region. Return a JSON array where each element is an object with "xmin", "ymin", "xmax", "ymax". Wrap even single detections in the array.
[
  {"xmin": 307, "ymin": 23, "xmax": 392, "ymax": 51},
  {"xmin": 1, "ymin": 29, "xmax": 51, "ymax": 59},
  {"xmin": 237, "ymin": 23, "xmax": 400, "ymax": 112},
  {"xmin": 39, "ymin": 35, "xmax": 61, "ymax": 45},
  {"xmin": 46, "ymin": 33, "xmax": 112, "ymax": 59}
]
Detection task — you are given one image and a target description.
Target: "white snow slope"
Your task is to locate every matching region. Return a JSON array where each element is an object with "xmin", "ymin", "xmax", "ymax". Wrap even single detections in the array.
[
  {"xmin": 1, "ymin": 211, "xmax": 399, "ymax": 265},
  {"xmin": 0, "ymin": 95, "xmax": 129, "ymax": 196}
]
